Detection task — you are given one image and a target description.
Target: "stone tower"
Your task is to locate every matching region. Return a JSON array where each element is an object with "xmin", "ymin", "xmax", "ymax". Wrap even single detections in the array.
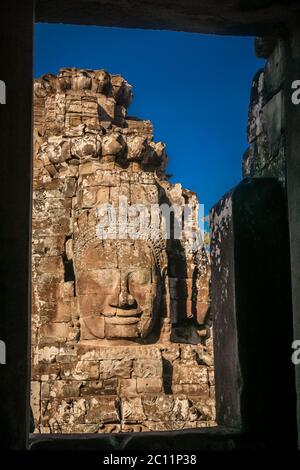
[{"xmin": 31, "ymin": 68, "xmax": 215, "ymax": 433}]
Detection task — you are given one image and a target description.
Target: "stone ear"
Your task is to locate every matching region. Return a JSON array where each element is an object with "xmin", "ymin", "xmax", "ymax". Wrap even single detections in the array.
[{"xmin": 162, "ymin": 267, "xmax": 171, "ymax": 320}]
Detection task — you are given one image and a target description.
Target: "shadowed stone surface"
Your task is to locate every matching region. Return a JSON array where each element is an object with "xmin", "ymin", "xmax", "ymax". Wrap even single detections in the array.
[
  {"xmin": 35, "ymin": 0, "xmax": 300, "ymax": 36},
  {"xmin": 210, "ymin": 178, "xmax": 296, "ymax": 447}
]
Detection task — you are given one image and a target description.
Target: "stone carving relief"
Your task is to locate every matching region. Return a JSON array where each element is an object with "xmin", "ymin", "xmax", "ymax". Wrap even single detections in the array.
[
  {"xmin": 74, "ymin": 239, "xmax": 164, "ymax": 341},
  {"xmin": 31, "ymin": 68, "xmax": 215, "ymax": 433}
]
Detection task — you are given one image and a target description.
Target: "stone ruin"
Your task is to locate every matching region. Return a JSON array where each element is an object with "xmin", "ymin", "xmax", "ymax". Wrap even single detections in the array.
[{"xmin": 31, "ymin": 68, "xmax": 215, "ymax": 433}]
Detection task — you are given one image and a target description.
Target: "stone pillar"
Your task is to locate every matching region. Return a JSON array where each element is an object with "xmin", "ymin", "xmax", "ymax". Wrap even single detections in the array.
[
  {"xmin": 210, "ymin": 178, "xmax": 296, "ymax": 447},
  {"xmin": 210, "ymin": 192, "xmax": 241, "ymax": 429}
]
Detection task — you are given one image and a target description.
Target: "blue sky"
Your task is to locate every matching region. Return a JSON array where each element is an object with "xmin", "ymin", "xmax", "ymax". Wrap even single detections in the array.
[{"xmin": 34, "ymin": 23, "xmax": 265, "ymax": 213}]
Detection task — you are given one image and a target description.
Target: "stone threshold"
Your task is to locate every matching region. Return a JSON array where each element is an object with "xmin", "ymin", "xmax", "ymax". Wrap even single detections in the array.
[{"xmin": 29, "ymin": 426, "xmax": 242, "ymax": 450}]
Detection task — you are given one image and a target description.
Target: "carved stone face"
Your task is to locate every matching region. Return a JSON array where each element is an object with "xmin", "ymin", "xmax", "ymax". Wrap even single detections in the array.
[{"xmin": 74, "ymin": 239, "xmax": 161, "ymax": 340}]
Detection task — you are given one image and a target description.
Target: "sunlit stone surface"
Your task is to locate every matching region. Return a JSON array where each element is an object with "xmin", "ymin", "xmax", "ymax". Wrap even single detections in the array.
[{"xmin": 31, "ymin": 68, "xmax": 215, "ymax": 433}]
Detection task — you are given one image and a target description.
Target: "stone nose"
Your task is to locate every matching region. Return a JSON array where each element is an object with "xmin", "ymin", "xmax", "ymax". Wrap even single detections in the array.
[
  {"xmin": 109, "ymin": 272, "xmax": 137, "ymax": 309},
  {"xmin": 118, "ymin": 273, "xmax": 136, "ymax": 308}
]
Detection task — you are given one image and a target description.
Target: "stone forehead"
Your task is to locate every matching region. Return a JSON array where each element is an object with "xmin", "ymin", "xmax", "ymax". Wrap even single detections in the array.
[
  {"xmin": 74, "ymin": 228, "xmax": 167, "ymax": 272},
  {"xmin": 77, "ymin": 238, "xmax": 152, "ymax": 254}
]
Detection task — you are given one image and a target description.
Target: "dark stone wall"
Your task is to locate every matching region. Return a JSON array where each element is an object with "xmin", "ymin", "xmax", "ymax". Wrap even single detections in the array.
[
  {"xmin": 285, "ymin": 31, "xmax": 300, "ymax": 450},
  {"xmin": 0, "ymin": 0, "xmax": 34, "ymax": 449},
  {"xmin": 0, "ymin": 0, "xmax": 300, "ymax": 450},
  {"xmin": 242, "ymin": 35, "xmax": 300, "ymax": 444}
]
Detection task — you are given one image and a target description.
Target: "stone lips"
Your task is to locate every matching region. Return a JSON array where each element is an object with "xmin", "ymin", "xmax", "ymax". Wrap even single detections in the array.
[{"xmin": 31, "ymin": 67, "xmax": 214, "ymax": 433}]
